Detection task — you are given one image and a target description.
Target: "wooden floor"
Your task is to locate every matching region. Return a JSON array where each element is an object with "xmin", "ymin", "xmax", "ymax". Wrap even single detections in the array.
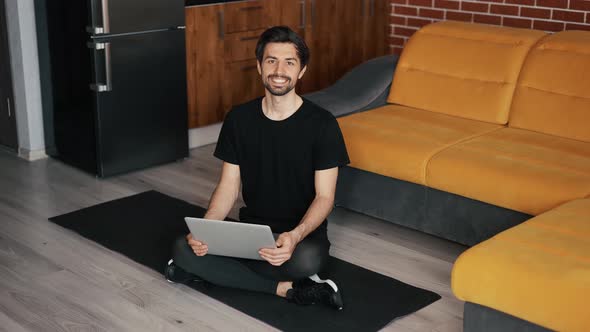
[{"xmin": 0, "ymin": 144, "xmax": 467, "ymax": 332}]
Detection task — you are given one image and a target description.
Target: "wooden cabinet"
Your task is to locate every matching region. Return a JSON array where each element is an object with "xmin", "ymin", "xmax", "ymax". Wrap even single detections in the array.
[
  {"xmin": 185, "ymin": 4, "xmax": 225, "ymax": 128},
  {"xmin": 224, "ymin": 29, "xmax": 266, "ymax": 62},
  {"xmin": 301, "ymin": 0, "xmax": 365, "ymax": 93},
  {"xmin": 301, "ymin": 0, "xmax": 389, "ymax": 93},
  {"xmin": 226, "ymin": 59, "xmax": 263, "ymax": 107},
  {"xmin": 279, "ymin": 0, "xmax": 306, "ymax": 35},
  {"xmin": 223, "ymin": 0, "xmax": 280, "ymax": 33},
  {"xmin": 185, "ymin": 0, "xmax": 388, "ymax": 128},
  {"xmin": 185, "ymin": 1, "xmax": 277, "ymax": 128}
]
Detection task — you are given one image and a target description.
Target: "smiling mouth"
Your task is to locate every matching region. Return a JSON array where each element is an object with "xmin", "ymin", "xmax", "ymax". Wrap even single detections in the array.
[{"xmin": 269, "ymin": 75, "xmax": 290, "ymax": 85}]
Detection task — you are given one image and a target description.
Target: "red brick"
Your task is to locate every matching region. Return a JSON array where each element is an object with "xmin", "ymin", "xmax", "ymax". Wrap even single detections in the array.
[
  {"xmin": 408, "ymin": 17, "xmax": 433, "ymax": 27},
  {"xmin": 461, "ymin": 1, "xmax": 489, "ymax": 12},
  {"xmin": 389, "ymin": 36, "xmax": 406, "ymax": 46},
  {"xmin": 566, "ymin": 22, "xmax": 590, "ymax": 31},
  {"xmin": 503, "ymin": 17, "xmax": 533, "ymax": 28},
  {"xmin": 587, "ymin": 12, "xmax": 590, "ymax": 23},
  {"xmin": 434, "ymin": 0, "xmax": 460, "ymax": 9},
  {"xmin": 394, "ymin": 5, "xmax": 418, "ymax": 15},
  {"xmin": 419, "ymin": 8, "xmax": 445, "ymax": 19},
  {"xmin": 475, "ymin": 0, "xmax": 503, "ymax": 3},
  {"xmin": 521, "ymin": 7, "xmax": 551, "ymax": 19},
  {"xmin": 391, "ymin": 15, "xmax": 407, "ymax": 25},
  {"xmin": 536, "ymin": 0, "xmax": 568, "ymax": 8},
  {"xmin": 505, "ymin": 0, "xmax": 535, "ymax": 5},
  {"xmin": 395, "ymin": 26, "xmax": 419, "ymax": 37},
  {"xmin": 533, "ymin": 19, "xmax": 565, "ymax": 31},
  {"xmin": 491, "ymin": 4, "xmax": 519, "ymax": 15},
  {"xmin": 474, "ymin": 13, "xmax": 502, "ymax": 25},
  {"xmin": 552, "ymin": 10, "xmax": 585, "ymax": 22},
  {"xmin": 569, "ymin": 0, "xmax": 590, "ymax": 10},
  {"xmin": 446, "ymin": 11, "xmax": 474, "ymax": 21},
  {"xmin": 409, "ymin": 0, "xmax": 433, "ymax": 7},
  {"xmin": 391, "ymin": 0, "xmax": 407, "ymax": 4}
]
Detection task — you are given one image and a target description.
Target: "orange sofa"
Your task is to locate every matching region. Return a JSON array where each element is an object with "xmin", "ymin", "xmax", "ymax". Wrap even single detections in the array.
[{"xmin": 335, "ymin": 21, "xmax": 590, "ymax": 331}]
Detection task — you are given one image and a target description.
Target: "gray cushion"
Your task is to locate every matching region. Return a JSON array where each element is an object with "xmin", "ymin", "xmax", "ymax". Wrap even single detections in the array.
[
  {"xmin": 464, "ymin": 303, "xmax": 552, "ymax": 332},
  {"xmin": 304, "ymin": 55, "xmax": 399, "ymax": 118}
]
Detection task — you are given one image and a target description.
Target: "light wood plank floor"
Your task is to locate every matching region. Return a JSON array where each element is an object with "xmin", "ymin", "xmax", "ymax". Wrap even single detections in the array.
[{"xmin": 0, "ymin": 144, "xmax": 467, "ymax": 331}]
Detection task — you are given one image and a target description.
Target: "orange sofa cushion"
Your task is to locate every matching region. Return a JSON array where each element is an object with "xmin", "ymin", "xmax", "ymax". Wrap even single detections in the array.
[
  {"xmin": 388, "ymin": 21, "xmax": 545, "ymax": 124},
  {"xmin": 337, "ymin": 104, "xmax": 501, "ymax": 185},
  {"xmin": 427, "ymin": 128, "xmax": 590, "ymax": 215},
  {"xmin": 509, "ymin": 30, "xmax": 590, "ymax": 143},
  {"xmin": 452, "ymin": 198, "xmax": 590, "ymax": 332}
]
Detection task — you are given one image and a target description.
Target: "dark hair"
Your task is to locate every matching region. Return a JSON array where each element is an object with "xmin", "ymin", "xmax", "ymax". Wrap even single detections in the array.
[{"xmin": 255, "ymin": 26, "xmax": 310, "ymax": 68}]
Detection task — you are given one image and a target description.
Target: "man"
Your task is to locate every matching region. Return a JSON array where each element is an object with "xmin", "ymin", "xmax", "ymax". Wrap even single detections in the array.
[{"xmin": 165, "ymin": 26, "xmax": 349, "ymax": 310}]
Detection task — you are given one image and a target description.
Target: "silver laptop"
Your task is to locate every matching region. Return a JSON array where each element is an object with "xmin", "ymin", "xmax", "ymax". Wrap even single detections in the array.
[{"xmin": 184, "ymin": 217, "xmax": 277, "ymax": 260}]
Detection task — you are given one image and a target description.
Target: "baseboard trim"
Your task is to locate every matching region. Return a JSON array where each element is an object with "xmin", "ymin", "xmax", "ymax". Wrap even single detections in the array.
[
  {"xmin": 18, "ymin": 147, "xmax": 48, "ymax": 161},
  {"xmin": 16, "ymin": 125, "xmax": 221, "ymax": 161},
  {"xmin": 188, "ymin": 123, "xmax": 222, "ymax": 149}
]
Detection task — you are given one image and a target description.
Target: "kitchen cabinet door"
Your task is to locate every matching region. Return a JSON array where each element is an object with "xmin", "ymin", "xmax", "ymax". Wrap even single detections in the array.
[
  {"xmin": 186, "ymin": 5, "xmax": 226, "ymax": 128},
  {"xmin": 280, "ymin": 0, "xmax": 306, "ymax": 36},
  {"xmin": 225, "ymin": 29, "xmax": 266, "ymax": 63},
  {"xmin": 224, "ymin": 0, "xmax": 280, "ymax": 33},
  {"xmin": 225, "ymin": 59, "xmax": 265, "ymax": 107},
  {"xmin": 301, "ymin": 0, "xmax": 364, "ymax": 93}
]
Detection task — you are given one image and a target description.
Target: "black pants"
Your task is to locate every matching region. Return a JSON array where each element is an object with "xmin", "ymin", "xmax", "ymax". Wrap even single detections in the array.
[{"xmin": 172, "ymin": 233, "xmax": 330, "ymax": 295}]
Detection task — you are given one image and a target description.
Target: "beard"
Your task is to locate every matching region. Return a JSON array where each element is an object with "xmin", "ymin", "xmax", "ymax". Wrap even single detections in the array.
[{"xmin": 263, "ymin": 74, "xmax": 296, "ymax": 96}]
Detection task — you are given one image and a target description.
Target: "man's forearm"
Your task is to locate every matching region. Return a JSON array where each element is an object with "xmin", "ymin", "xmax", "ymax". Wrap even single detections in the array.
[
  {"xmin": 290, "ymin": 195, "xmax": 334, "ymax": 243},
  {"xmin": 204, "ymin": 183, "xmax": 239, "ymax": 221}
]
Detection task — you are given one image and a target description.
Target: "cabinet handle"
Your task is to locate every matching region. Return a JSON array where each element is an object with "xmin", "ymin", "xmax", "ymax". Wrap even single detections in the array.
[
  {"xmin": 362, "ymin": 0, "xmax": 366, "ymax": 17},
  {"xmin": 241, "ymin": 65, "xmax": 258, "ymax": 71},
  {"xmin": 299, "ymin": 0, "xmax": 306, "ymax": 29},
  {"xmin": 310, "ymin": 0, "xmax": 315, "ymax": 27},
  {"xmin": 240, "ymin": 36, "xmax": 259, "ymax": 41},
  {"xmin": 6, "ymin": 98, "xmax": 10, "ymax": 118},
  {"xmin": 240, "ymin": 5, "xmax": 263, "ymax": 11},
  {"xmin": 218, "ymin": 11, "xmax": 224, "ymax": 40}
]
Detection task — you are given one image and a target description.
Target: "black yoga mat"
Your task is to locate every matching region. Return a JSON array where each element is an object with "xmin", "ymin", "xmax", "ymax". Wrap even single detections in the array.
[{"xmin": 49, "ymin": 190, "xmax": 441, "ymax": 332}]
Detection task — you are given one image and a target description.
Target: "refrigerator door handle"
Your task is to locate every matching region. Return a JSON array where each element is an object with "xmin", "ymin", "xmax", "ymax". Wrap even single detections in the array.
[
  {"xmin": 101, "ymin": 0, "xmax": 110, "ymax": 34},
  {"xmin": 87, "ymin": 0, "xmax": 110, "ymax": 35},
  {"xmin": 310, "ymin": 0, "xmax": 315, "ymax": 27},
  {"xmin": 88, "ymin": 41, "xmax": 112, "ymax": 92}
]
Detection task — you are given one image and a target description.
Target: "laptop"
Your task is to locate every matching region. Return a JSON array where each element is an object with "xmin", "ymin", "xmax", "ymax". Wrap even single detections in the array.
[{"xmin": 184, "ymin": 217, "xmax": 277, "ymax": 260}]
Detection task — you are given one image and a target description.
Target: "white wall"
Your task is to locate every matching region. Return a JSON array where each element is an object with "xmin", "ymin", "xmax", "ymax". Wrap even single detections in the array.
[{"xmin": 5, "ymin": 0, "xmax": 46, "ymax": 160}]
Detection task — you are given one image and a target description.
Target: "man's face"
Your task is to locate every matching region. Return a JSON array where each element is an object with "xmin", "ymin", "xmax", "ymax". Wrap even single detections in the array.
[{"xmin": 257, "ymin": 42, "xmax": 307, "ymax": 97}]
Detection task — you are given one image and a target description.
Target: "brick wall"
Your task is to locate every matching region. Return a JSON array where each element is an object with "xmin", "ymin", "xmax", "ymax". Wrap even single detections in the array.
[{"xmin": 389, "ymin": 0, "xmax": 590, "ymax": 54}]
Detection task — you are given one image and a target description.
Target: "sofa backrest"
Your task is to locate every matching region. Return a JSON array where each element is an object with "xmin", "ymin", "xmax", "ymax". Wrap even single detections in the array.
[
  {"xmin": 388, "ymin": 21, "xmax": 545, "ymax": 124},
  {"xmin": 509, "ymin": 30, "xmax": 590, "ymax": 143}
]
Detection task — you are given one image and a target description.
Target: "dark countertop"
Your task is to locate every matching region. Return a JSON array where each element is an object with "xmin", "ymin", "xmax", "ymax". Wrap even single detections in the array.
[{"xmin": 186, "ymin": 0, "xmax": 245, "ymax": 6}]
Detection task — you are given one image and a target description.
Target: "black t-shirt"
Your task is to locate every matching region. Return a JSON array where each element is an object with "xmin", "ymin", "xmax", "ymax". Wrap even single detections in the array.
[{"xmin": 214, "ymin": 97, "xmax": 350, "ymax": 237}]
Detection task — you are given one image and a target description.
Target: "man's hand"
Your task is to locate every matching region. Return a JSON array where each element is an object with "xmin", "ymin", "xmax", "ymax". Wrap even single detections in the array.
[
  {"xmin": 186, "ymin": 233, "xmax": 208, "ymax": 256},
  {"xmin": 258, "ymin": 232, "xmax": 300, "ymax": 266}
]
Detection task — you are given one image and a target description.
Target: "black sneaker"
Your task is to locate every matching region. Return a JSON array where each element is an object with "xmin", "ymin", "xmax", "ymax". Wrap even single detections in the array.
[
  {"xmin": 164, "ymin": 259, "xmax": 203, "ymax": 284},
  {"xmin": 287, "ymin": 274, "xmax": 344, "ymax": 310}
]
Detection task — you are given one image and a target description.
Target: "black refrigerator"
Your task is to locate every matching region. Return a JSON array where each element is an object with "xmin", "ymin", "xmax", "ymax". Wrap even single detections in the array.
[{"xmin": 37, "ymin": 0, "xmax": 188, "ymax": 177}]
